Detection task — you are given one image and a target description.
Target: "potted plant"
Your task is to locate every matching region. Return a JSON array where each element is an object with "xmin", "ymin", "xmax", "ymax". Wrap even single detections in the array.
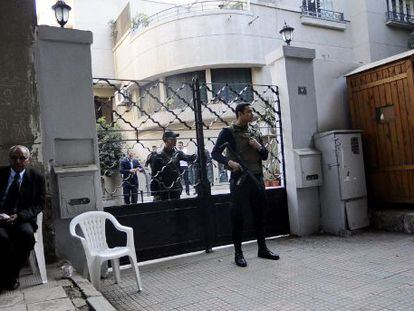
[
  {"xmin": 108, "ymin": 20, "xmax": 118, "ymax": 44},
  {"xmin": 258, "ymin": 100, "xmax": 276, "ymax": 136},
  {"xmin": 263, "ymin": 141, "xmax": 280, "ymax": 188},
  {"xmin": 131, "ymin": 13, "xmax": 150, "ymax": 30}
]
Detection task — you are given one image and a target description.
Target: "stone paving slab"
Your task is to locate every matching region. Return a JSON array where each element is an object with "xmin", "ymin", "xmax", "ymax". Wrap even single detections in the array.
[
  {"xmin": 27, "ymin": 297, "xmax": 75, "ymax": 311},
  {"xmin": 0, "ymin": 262, "xmax": 113, "ymax": 311},
  {"xmin": 24, "ymin": 285, "xmax": 68, "ymax": 304},
  {"xmin": 101, "ymin": 231, "xmax": 414, "ymax": 310}
]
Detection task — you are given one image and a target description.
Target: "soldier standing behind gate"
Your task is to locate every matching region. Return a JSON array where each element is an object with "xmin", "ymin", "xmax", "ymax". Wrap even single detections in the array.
[
  {"xmin": 150, "ymin": 131, "xmax": 196, "ymax": 201},
  {"xmin": 212, "ymin": 103, "xmax": 280, "ymax": 267}
]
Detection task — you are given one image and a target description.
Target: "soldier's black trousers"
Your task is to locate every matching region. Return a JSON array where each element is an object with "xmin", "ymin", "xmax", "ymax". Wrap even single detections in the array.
[{"xmin": 230, "ymin": 174, "xmax": 267, "ymax": 250}]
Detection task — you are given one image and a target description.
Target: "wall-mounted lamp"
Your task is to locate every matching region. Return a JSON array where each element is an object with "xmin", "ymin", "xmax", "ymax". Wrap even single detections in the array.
[
  {"xmin": 52, "ymin": 0, "xmax": 71, "ymax": 28},
  {"xmin": 279, "ymin": 22, "xmax": 294, "ymax": 46}
]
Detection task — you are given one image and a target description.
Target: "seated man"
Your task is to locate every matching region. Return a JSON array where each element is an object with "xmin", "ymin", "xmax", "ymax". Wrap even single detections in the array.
[{"xmin": 0, "ymin": 145, "xmax": 45, "ymax": 291}]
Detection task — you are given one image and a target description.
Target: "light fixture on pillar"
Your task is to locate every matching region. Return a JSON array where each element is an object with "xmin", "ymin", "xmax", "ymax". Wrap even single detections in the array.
[
  {"xmin": 279, "ymin": 22, "xmax": 294, "ymax": 46},
  {"xmin": 52, "ymin": 0, "xmax": 71, "ymax": 28}
]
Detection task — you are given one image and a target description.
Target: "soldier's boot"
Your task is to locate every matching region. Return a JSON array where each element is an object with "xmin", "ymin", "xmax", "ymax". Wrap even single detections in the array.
[
  {"xmin": 257, "ymin": 239, "xmax": 280, "ymax": 260},
  {"xmin": 234, "ymin": 244, "xmax": 247, "ymax": 267}
]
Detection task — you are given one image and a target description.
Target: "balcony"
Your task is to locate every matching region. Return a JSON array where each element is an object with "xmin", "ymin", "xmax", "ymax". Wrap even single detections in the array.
[
  {"xmin": 301, "ymin": 5, "xmax": 345, "ymax": 23},
  {"xmin": 131, "ymin": 1, "xmax": 249, "ymax": 32},
  {"xmin": 300, "ymin": 5, "xmax": 346, "ymax": 31},
  {"xmin": 386, "ymin": 10, "xmax": 414, "ymax": 29}
]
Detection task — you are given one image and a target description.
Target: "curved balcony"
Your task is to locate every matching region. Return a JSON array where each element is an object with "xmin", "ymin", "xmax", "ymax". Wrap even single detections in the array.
[
  {"xmin": 113, "ymin": 1, "xmax": 267, "ymax": 80},
  {"xmin": 132, "ymin": 0, "xmax": 249, "ymax": 32}
]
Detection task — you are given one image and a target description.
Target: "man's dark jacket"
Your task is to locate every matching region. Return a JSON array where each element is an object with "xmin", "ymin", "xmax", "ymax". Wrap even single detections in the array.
[
  {"xmin": 120, "ymin": 158, "xmax": 143, "ymax": 185},
  {"xmin": 0, "ymin": 166, "xmax": 45, "ymax": 231}
]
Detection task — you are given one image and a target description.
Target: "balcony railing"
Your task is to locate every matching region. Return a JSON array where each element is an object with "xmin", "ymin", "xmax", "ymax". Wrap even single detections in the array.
[
  {"xmin": 387, "ymin": 10, "xmax": 414, "ymax": 25},
  {"xmin": 131, "ymin": 1, "xmax": 248, "ymax": 32},
  {"xmin": 301, "ymin": 5, "xmax": 345, "ymax": 23}
]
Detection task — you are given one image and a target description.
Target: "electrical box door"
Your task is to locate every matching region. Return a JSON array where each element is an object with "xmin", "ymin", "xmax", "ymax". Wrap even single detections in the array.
[{"xmin": 336, "ymin": 134, "xmax": 367, "ymax": 200}]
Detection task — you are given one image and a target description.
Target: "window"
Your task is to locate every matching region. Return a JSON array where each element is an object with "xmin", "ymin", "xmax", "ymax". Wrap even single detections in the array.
[
  {"xmin": 165, "ymin": 71, "xmax": 206, "ymax": 110},
  {"xmin": 302, "ymin": 0, "xmax": 333, "ymax": 11},
  {"xmin": 301, "ymin": 0, "xmax": 344, "ymax": 22},
  {"xmin": 94, "ymin": 96, "xmax": 113, "ymax": 123},
  {"xmin": 211, "ymin": 68, "xmax": 253, "ymax": 103},
  {"xmin": 387, "ymin": 0, "xmax": 414, "ymax": 24},
  {"xmin": 139, "ymin": 81, "xmax": 161, "ymax": 115}
]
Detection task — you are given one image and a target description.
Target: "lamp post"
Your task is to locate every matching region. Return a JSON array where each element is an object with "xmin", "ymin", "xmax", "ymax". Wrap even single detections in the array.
[
  {"xmin": 52, "ymin": 0, "xmax": 71, "ymax": 28},
  {"xmin": 279, "ymin": 22, "xmax": 294, "ymax": 46}
]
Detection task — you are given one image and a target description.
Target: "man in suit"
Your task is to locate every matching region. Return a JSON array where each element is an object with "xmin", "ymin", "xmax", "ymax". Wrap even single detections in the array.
[
  {"xmin": 0, "ymin": 145, "xmax": 45, "ymax": 291},
  {"xmin": 120, "ymin": 150, "xmax": 143, "ymax": 204}
]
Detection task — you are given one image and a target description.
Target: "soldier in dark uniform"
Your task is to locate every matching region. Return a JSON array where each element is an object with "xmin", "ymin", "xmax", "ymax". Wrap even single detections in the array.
[
  {"xmin": 150, "ymin": 131, "xmax": 196, "ymax": 201},
  {"xmin": 212, "ymin": 103, "xmax": 279, "ymax": 267}
]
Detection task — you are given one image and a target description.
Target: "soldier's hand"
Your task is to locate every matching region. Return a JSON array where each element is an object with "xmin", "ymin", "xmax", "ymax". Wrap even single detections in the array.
[
  {"xmin": 6, "ymin": 214, "xmax": 18, "ymax": 224},
  {"xmin": 228, "ymin": 160, "xmax": 242, "ymax": 172},
  {"xmin": 249, "ymin": 138, "xmax": 262, "ymax": 150}
]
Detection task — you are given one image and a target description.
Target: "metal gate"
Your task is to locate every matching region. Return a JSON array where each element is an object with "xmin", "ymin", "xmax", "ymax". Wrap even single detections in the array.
[{"xmin": 93, "ymin": 76, "xmax": 289, "ymax": 261}]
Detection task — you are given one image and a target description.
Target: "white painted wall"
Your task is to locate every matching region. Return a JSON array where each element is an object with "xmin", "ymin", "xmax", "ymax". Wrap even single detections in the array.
[
  {"xmin": 36, "ymin": 0, "xmax": 174, "ymax": 78},
  {"xmin": 349, "ymin": 0, "xmax": 412, "ymax": 64},
  {"xmin": 36, "ymin": 0, "xmax": 414, "ymax": 131},
  {"xmin": 114, "ymin": 11, "xmax": 267, "ymax": 80}
]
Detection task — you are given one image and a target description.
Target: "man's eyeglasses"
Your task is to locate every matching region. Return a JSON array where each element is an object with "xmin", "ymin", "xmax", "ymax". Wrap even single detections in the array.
[{"xmin": 10, "ymin": 156, "xmax": 29, "ymax": 161}]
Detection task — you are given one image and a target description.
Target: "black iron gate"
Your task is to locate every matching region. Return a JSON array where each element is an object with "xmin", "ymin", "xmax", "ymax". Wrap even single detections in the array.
[{"xmin": 94, "ymin": 76, "xmax": 289, "ymax": 261}]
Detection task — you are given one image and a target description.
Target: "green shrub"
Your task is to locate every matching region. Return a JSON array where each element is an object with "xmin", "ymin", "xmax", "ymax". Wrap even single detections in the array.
[{"xmin": 96, "ymin": 117, "xmax": 125, "ymax": 176}]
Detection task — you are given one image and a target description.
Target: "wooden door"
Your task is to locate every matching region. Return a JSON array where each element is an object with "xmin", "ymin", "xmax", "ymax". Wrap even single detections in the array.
[{"xmin": 347, "ymin": 58, "xmax": 414, "ymax": 203}]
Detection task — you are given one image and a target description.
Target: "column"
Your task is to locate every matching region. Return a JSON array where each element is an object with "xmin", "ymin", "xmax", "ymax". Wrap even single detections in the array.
[{"xmin": 266, "ymin": 46, "xmax": 320, "ymax": 236}]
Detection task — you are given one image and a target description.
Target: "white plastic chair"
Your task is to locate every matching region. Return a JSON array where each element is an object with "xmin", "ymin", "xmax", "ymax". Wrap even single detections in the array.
[
  {"xmin": 69, "ymin": 211, "xmax": 142, "ymax": 292},
  {"xmin": 29, "ymin": 212, "xmax": 47, "ymax": 284}
]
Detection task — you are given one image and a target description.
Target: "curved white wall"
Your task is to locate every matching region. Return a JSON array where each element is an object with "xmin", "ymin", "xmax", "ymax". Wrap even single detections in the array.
[{"xmin": 114, "ymin": 11, "xmax": 269, "ymax": 79}]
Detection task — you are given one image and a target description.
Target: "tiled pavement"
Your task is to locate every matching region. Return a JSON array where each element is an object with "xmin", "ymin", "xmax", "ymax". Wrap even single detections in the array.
[{"xmin": 101, "ymin": 231, "xmax": 414, "ymax": 311}]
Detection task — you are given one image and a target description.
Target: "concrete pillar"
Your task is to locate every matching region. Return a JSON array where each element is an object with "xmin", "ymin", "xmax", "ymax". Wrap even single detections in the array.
[
  {"xmin": 36, "ymin": 26, "xmax": 103, "ymax": 271},
  {"xmin": 0, "ymin": 0, "xmax": 40, "ymax": 165},
  {"xmin": 266, "ymin": 46, "xmax": 320, "ymax": 236}
]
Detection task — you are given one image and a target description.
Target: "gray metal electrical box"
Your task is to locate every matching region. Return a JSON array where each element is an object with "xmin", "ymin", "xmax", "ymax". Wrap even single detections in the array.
[
  {"xmin": 314, "ymin": 130, "xmax": 369, "ymax": 235},
  {"xmin": 54, "ymin": 164, "xmax": 99, "ymax": 219},
  {"xmin": 294, "ymin": 148, "xmax": 322, "ymax": 188}
]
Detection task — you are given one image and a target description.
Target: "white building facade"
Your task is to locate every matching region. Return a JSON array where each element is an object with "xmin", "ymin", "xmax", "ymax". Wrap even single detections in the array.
[{"xmin": 38, "ymin": 0, "xmax": 414, "ymax": 132}]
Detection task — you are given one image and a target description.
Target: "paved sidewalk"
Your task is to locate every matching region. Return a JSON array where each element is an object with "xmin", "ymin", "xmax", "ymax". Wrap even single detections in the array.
[
  {"xmin": 0, "ymin": 262, "xmax": 114, "ymax": 311},
  {"xmin": 101, "ymin": 231, "xmax": 414, "ymax": 311}
]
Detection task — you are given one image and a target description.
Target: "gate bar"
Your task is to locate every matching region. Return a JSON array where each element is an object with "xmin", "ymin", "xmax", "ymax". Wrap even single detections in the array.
[{"xmin": 192, "ymin": 77, "xmax": 214, "ymax": 252}]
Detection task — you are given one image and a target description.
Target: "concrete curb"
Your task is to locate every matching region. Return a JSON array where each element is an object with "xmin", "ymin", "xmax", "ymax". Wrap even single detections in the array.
[
  {"xmin": 70, "ymin": 274, "xmax": 116, "ymax": 311},
  {"xmin": 370, "ymin": 209, "xmax": 414, "ymax": 233}
]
